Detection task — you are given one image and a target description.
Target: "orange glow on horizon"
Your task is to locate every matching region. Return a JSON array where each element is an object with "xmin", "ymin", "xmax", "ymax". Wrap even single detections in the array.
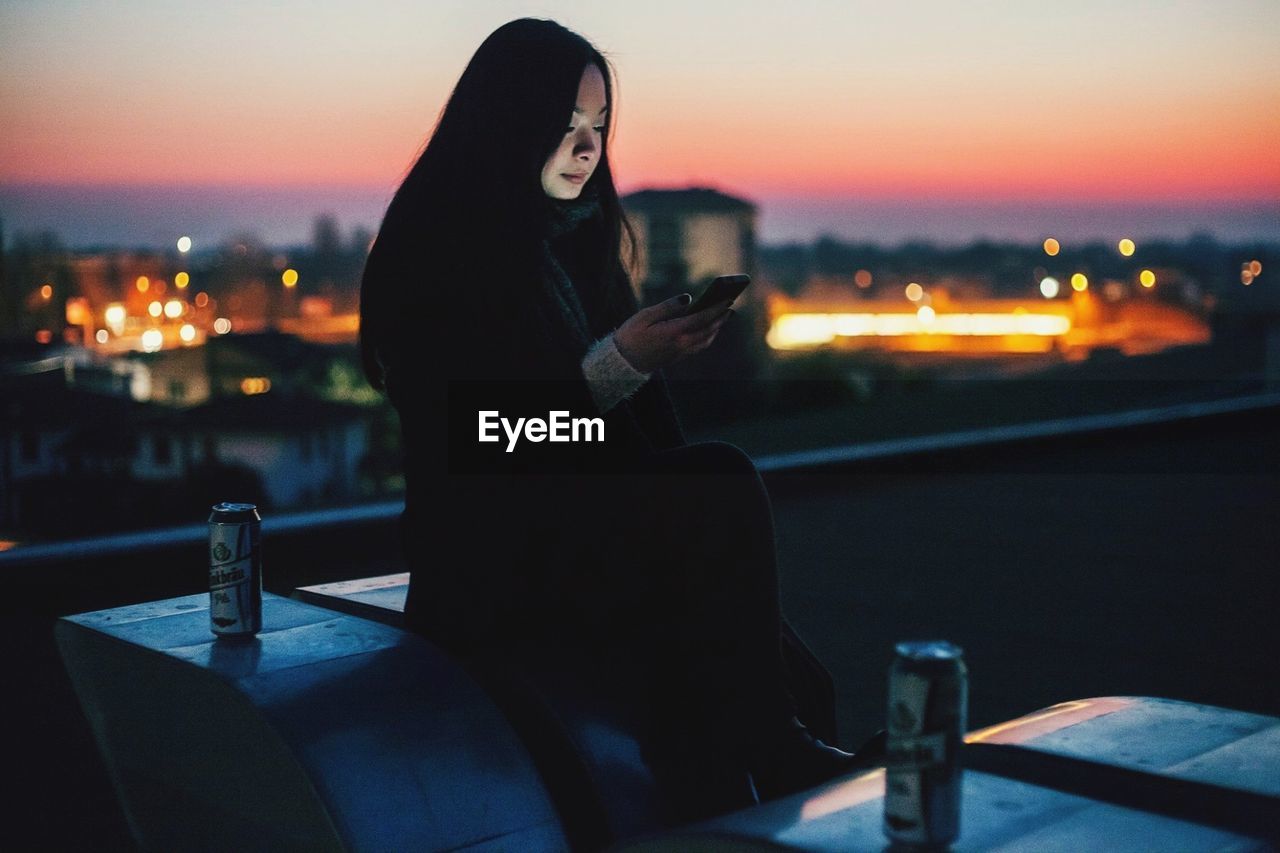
[
  {"xmin": 609, "ymin": 111, "xmax": 1280, "ymax": 200},
  {"xmin": 5, "ymin": 92, "xmax": 1279, "ymax": 203}
]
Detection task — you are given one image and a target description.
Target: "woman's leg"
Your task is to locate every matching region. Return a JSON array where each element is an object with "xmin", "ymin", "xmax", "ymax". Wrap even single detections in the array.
[
  {"xmin": 651, "ymin": 442, "xmax": 798, "ymax": 754},
  {"xmin": 550, "ymin": 441, "xmax": 799, "ymax": 768},
  {"xmin": 620, "ymin": 443, "xmax": 868, "ymax": 806}
]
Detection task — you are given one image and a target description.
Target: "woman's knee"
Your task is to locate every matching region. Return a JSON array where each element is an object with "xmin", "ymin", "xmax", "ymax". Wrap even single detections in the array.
[
  {"xmin": 654, "ymin": 440, "xmax": 759, "ymax": 478},
  {"xmin": 645, "ymin": 441, "xmax": 772, "ymax": 523}
]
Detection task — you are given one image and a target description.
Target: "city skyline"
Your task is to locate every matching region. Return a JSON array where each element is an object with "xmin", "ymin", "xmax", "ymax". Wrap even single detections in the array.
[{"xmin": 2, "ymin": 183, "xmax": 1277, "ymax": 251}]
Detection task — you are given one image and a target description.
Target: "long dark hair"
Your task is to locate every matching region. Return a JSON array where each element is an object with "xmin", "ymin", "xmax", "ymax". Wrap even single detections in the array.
[{"xmin": 359, "ymin": 18, "xmax": 638, "ymax": 390}]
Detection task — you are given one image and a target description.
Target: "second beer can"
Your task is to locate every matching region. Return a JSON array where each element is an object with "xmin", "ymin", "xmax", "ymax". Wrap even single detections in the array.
[
  {"xmin": 208, "ymin": 501, "xmax": 262, "ymax": 637},
  {"xmin": 883, "ymin": 640, "xmax": 967, "ymax": 848}
]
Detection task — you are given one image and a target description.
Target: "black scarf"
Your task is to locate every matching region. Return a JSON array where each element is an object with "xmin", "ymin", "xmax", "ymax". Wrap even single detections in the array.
[{"xmin": 537, "ymin": 185, "xmax": 603, "ymax": 361}]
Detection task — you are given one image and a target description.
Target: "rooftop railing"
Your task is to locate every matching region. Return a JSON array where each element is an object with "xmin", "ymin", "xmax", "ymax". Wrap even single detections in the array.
[{"xmin": 6, "ymin": 389, "xmax": 1277, "ymax": 571}]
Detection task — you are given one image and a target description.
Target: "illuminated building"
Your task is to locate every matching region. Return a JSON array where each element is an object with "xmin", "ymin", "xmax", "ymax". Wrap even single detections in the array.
[{"xmin": 765, "ymin": 286, "xmax": 1211, "ymax": 365}]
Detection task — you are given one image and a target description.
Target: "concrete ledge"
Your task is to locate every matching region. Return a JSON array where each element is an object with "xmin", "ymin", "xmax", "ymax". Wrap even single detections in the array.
[
  {"xmin": 292, "ymin": 574, "xmax": 697, "ymax": 849},
  {"xmin": 293, "ymin": 573, "xmax": 410, "ymax": 627},
  {"xmin": 56, "ymin": 587, "xmax": 1280, "ymax": 850},
  {"xmin": 612, "ymin": 697, "xmax": 1280, "ymax": 851},
  {"xmin": 753, "ymin": 390, "xmax": 1280, "ymax": 473},
  {"xmin": 56, "ymin": 592, "xmax": 567, "ymax": 852}
]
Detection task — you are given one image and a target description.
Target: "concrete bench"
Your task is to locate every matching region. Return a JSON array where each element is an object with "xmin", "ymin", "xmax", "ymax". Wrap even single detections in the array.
[
  {"xmin": 616, "ymin": 696, "xmax": 1280, "ymax": 850},
  {"xmin": 56, "ymin": 593, "xmax": 569, "ymax": 852},
  {"xmin": 59, "ymin": 582, "xmax": 1280, "ymax": 851},
  {"xmin": 292, "ymin": 573, "xmax": 849, "ymax": 844},
  {"xmin": 292, "ymin": 573, "xmax": 697, "ymax": 847},
  {"xmin": 57, "ymin": 579, "xmax": 741, "ymax": 851},
  {"xmin": 292, "ymin": 574, "xmax": 1280, "ymax": 849}
]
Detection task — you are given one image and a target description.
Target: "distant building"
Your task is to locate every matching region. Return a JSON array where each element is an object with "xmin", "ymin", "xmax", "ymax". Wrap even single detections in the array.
[
  {"xmin": 202, "ymin": 330, "xmax": 349, "ymax": 402},
  {"xmin": 622, "ymin": 187, "xmax": 757, "ymax": 299},
  {"xmin": 1210, "ymin": 260, "xmax": 1280, "ymax": 389},
  {"xmin": 621, "ymin": 188, "xmax": 766, "ymax": 384},
  {"xmin": 116, "ymin": 345, "xmax": 211, "ymax": 406},
  {"xmin": 764, "ymin": 287, "xmax": 1212, "ymax": 371},
  {"xmin": 0, "ymin": 364, "xmax": 370, "ymax": 539},
  {"xmin": 180, "ymin": 393, "xmax": 368, "ymax": 509},
  {"xmin": 62, "ymin": 330, "xmax": 362, "ymax": 409},
  {"xmin": 0, "ymin": 367, "xmax": 156, "ymax": 534}
]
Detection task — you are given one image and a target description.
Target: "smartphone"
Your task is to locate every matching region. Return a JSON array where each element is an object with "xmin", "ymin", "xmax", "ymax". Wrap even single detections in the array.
[{"xmin": 686, "ymin": 274, "xmax": 751, "ymax": 315}]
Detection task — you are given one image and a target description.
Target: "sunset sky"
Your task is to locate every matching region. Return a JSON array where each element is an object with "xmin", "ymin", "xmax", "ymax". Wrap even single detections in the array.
[{"xmin": 2, "ymin": 0, "xmax": 1277, "ymax": 246}]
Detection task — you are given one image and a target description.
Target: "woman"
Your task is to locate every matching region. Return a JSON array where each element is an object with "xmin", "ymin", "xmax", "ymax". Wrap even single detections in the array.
[{"xmin": 359, "ymin": 17, "xmax": 868, "ymax": 826}]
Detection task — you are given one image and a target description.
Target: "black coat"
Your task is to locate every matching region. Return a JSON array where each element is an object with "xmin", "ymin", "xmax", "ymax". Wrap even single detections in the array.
[{"xmin": 378, "ymin": 221, "xmax": 687, "ymax": 654}]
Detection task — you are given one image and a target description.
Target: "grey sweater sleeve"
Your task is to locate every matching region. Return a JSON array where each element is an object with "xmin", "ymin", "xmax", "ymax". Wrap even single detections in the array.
[{"xmin": 581, "ymin": 332, "xmax": 651, "ymax": 413}]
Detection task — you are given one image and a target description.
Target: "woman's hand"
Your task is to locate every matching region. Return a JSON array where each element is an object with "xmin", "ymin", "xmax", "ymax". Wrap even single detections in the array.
[{"xmin": 613, "ymin": 293, "xmax": 736, "ymax": 374}]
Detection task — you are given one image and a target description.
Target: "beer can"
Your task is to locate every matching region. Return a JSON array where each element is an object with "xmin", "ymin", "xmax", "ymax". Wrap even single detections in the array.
[
  {"xmin": 883, "ymin": 640, "xmax": 967, "ymax": 847},
  {"xmin": 208, "ymin": 502, "xmax": 262, "ymax": 637}
]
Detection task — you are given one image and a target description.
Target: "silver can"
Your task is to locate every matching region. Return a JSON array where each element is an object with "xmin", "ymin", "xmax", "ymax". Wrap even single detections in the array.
[
  {"xmin": 208, "ymin": 502, "xmax": 262, "ymax": 637},
  {"xmin": 883, "ymin": 640, "xmax": 967, "ymax": 847}
]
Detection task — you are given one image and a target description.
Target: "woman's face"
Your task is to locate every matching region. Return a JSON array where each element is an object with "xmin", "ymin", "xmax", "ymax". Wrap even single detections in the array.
[{"xmin": 541, "ymin": 63, "xmax": 608, "ymax": 200}]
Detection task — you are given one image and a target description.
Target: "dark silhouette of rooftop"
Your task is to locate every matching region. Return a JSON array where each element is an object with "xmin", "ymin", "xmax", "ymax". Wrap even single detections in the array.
[
  {"xmin": 622, "ymin": 187, "xmax": 756, "ymax": 215},
  {"xmin": 1, "ymin": 367, "xmax": 156, "ymax": 429},
  {"xmin": 184, "ymin": 390, "xmax": 366, "ymax": 431}
]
